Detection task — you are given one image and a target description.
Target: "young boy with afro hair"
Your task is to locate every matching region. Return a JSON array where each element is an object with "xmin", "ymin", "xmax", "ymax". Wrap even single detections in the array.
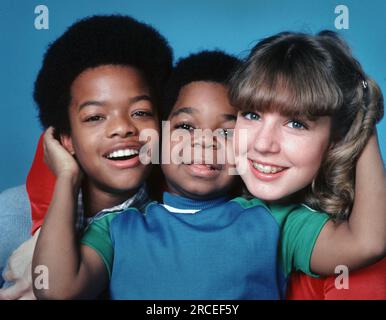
[{"xmin": 0, "ymin": 14, "xmax": 172, "ymax": 299}]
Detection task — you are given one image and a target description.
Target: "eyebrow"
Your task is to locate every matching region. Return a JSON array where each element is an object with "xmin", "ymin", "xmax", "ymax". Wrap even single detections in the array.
[
  {"xmin": 170, "ymin": 106, "xmax": 237, "ymax": 123},
  {"xmin": 78, "ymin": 95, "xmax": 152, "ymax": 111},
  {"xmin": 170, "ymin": 107, "xmax": 197, "ymax": 118}
]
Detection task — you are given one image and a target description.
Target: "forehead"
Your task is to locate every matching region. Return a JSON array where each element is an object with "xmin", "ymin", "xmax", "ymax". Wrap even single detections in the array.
[
  {"xmin": 70, "ymin": 65, "xmax": 150, "ymax": 97},
  {"xmin": 170, "ymin": 81, "xmax": 237, "ymax": 118}
]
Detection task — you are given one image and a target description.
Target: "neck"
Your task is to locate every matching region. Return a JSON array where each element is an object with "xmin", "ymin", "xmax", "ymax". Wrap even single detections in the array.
[
  {"xmin": 163, "ymin": 191, "xmax": 229, "ymax": 211},
  {"xmin": 81, "ymin": 180, "xmax": 138, "ymax": 217},
  {"xmin": 266, "ymin": 187, "xmax": 308, "ymax": 206},
  {"xmin": 165, "ymin": 180, "xmax": 230, "ymax": 201}
]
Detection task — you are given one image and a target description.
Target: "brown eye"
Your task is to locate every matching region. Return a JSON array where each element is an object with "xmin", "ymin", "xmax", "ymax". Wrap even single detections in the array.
[
  {"xmin": 85, "ymin": 115, "xmax": 104, "ymax": 122},
  {"xmin": 174, "ymin": 123, "xmax": 195, "ymax": 131},
  {"xmin": 132, "ymin": 110, "xmax": 154, "ymax": 117}
]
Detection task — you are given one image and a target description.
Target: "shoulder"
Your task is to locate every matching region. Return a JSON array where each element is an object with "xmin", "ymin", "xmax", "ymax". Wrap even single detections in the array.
[
  {"xmin": 231, "ymin": 197, "xmax": 330, "ymax": 228},
  {"xmin": 109, "ymin": 201, "xmax": 158, "ymax": 225},
  {"xmin": 230, "ymin": 196, "xmax": 309, "ymax": 218},
  {"xmin": 268, "ymin": 202, "xmax": 330, "ymax": 227},
  {"xmin": 231, "ymin": 196, "xmax": 269, "ymax": 210}
]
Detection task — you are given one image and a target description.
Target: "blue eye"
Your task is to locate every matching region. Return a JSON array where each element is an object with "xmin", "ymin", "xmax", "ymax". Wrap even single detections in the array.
[
  {"xmin": 287, "ymin": 120, "xmax": 307, "ymax": 130},
  {"xmin": 174, "ymin": 123, "xmax": 195, "ymax": 131},
  {"xmin": 241, "ymin": 112, "xmax": 260, "ymax": 121},
  {"xmin": 217, "ymin": 128, "xmax": 234, "ymax": 139}
]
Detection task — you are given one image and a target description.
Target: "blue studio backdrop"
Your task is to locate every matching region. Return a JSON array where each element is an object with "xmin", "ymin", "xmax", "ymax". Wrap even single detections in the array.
[{"xmin": 0, "ymin": 0, "xmax": 385, "ymax": 191}]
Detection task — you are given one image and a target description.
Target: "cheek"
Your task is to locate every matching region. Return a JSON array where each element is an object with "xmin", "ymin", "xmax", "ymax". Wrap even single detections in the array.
[
  {"xmin": 287, "ymin": 138, "xmax": 327, "ymax": 172},
  {"xmin": 161, "ymin": 163, "xmax": 178, "ymax": 184},
  {"xmin": 138, "ymin": 119, "xmax": 159, "ymax": 133},
  {"xmin": 72, "ymin": 144, "xmax": 92, "ymax": 169},
  {"xmin": 169, "ymin": 139, "xmax": 183, "ymax": 161},
  {"xmin": 219, "ymin": 170, "xmax": 237, "ymax": 187},
  {"xmin": 71, "ymin": 134, "xmax": 100, "ymax": 166},
  {"xmin": 233, "ymin": 124, "xmax": 252, "ymax": 155}
]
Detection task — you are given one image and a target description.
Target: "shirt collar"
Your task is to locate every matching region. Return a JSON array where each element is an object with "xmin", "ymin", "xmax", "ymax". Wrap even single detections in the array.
[
  {"xmin": 76, "ymin": 184, "xmax": 149, "ymax": 230},
  {"xmin": 163, "ymin": 192, "xmax": 229, "ymax": 212}
]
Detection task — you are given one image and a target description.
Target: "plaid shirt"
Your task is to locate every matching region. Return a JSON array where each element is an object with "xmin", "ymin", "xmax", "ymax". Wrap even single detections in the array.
[{"xmin": 75, "ymin": 184, "xmax": 150, "ymax": 232}]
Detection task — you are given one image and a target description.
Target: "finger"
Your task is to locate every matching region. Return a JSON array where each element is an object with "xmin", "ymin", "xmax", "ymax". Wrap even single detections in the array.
[
  {"xmin": 43, "ymin": 126, "xmax": 53, "ymax": 145},
  {"xmin": 45, "ymin": 126, "xmax": 55, "ymax": 138},
  {"xmin": 7, "ymin": 259, "xmax": 23, "ymax": 279},
  {"xmin": 7, "ymin": 258, "xmax": 28, "ymax": 280},
  {"xmin": 43, "ymin": 128, "xmax": 51, "ymax": 160},
  {"xmin": 0, "ymin": 282, "xmax": 26, "ymax": 300},
  {"xmin": 43, "ymin": 127, "xmax": 55, "ymax": 163},
  {"xmin": 3, "ymin": 269, "xmax": 15, "ymax": 282},
  {"xmin": 18, "ymin": 291, "xmax": 37, "ymax": 300},
  {"xmin": 44, "ymin": 126, "xmax": 60, "ymax": 148}
]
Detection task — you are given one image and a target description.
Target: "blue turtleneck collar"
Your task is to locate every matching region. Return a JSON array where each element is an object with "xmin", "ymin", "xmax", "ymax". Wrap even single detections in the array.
[{"xmin": 163, "ymin": 192, "xmax": 229, "ymax": 211}]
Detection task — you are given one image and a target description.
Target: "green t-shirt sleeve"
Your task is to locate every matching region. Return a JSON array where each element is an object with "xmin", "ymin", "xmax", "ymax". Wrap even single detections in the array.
[
  {"xmin": 269, "ymin": 203, "xmax": 330, "ymax": 278},
  {"xmin": 80, "ymin": 213, "xmax": 118, "ymax": 278}
]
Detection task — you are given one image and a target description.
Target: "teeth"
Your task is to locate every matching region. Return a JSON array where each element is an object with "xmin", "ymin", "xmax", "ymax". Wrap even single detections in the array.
[
  {"xmin": 252, "ymin": 162, "xmax": 284, "ymax": 174},
  {"xmin": 107, "ymin": 149, "xmax": 139, "ymax": 159}
]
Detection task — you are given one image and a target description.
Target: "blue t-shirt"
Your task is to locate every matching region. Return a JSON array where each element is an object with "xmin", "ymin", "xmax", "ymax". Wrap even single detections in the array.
[{"xmin": 81, "ymin": 192, "xmax": 329, "ymax": 299}]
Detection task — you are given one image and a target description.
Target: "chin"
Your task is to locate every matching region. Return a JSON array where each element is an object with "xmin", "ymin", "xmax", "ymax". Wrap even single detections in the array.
[
  {"xmin": 246, "ymin": 185, "xmax": 283, "ymax": 202},
  {"xmin": 182, "ymin": 186, "xmax": 218, "ymax": 199},
  {"xmin": 102, "ymin": 180, "xmax": 142, "ymax": 194}
]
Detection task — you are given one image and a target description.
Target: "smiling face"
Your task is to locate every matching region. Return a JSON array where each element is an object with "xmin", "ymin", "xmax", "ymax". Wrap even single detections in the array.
[
  {"xmin": 61, "ymin": 65, "xmax": 158, "ymax": 196},
  {"xmin": 234, "ymin": 110, "xmax": 331, "ymax": 201},
  {"xmin": 161, "ymin": 81, "xmax": 238, "ymax": 199}
]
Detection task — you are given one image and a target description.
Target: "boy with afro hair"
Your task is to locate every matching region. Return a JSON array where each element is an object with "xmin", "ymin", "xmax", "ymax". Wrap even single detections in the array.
[{"xmin": 0, "ymin": 14, "xmax": 172, "ymax": 299}]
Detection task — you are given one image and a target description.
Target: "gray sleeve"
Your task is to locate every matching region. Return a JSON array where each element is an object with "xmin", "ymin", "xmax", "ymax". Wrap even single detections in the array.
[{"xmin": 0, "ymin": 185, "xmax": 32, "ymax": 288}]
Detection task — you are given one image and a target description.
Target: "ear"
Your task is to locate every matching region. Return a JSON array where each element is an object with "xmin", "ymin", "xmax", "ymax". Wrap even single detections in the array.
[{"xmin": 60, "ymin": 134, "xmax": 75, "ymax": 155}]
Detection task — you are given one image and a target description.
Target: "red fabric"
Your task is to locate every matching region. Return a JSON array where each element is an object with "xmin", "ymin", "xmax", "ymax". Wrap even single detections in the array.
[
  {"xmin": 287, "ymin": 258, "xmax": 386, "ymax": 300},
  {"xmin": 26, "ymin": 133, "xmax": 56, "ymax": 235}
]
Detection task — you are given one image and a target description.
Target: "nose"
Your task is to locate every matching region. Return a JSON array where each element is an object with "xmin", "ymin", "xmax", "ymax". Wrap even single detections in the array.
[
  {"xmin": 252, "ymin": 123, "xmax": 280, "ymax": 154},
  {"xmin": 192, "ymin": 129, "xmax": 217, "ymax": 150},
  {"xmin": 107, "ymin": 115, "xmax": 138, "ymax": 138}
]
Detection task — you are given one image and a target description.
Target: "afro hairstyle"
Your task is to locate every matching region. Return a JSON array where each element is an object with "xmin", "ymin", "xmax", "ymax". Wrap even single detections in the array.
[
  {"xmin": 162, "ymin": 50, "xmax": 241, "ymax": 119},
  {"xmin": 34, "ymin": 15, "xmax": 173, "ymax": 134}
]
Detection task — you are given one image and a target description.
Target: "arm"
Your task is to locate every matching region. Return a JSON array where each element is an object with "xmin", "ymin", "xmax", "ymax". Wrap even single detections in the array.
[
  {"xmin": 32, "ymin": 128, "xmax": 108, "ymax": 299},
  {"xmin": 311, "ymin": 132, "xmax": 386, "ymax": 275}
]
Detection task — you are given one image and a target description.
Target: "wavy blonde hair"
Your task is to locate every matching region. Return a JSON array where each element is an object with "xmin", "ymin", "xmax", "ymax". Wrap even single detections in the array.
[{"xmin": 229, "ymin": 31, "xmax": 384, "ymax": 218}]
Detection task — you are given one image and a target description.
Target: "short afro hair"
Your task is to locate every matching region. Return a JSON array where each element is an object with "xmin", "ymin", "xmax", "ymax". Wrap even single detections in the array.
[
  {"xmin": 34, "ymin": 15, "xmax": 173, "ymax": 134},
  {"xmin": 162, "ymin": 50, "xmax": 241, "ymax": 119}
]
